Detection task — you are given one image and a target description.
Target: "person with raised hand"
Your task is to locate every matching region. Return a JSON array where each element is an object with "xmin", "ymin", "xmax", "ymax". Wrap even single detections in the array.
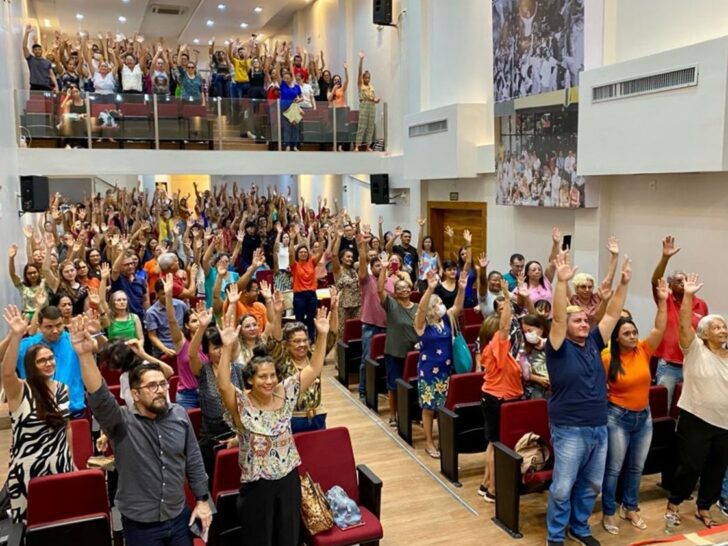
[
  {"xmin": 568, "ymin": 236, "xmax": 620, "ymax": 327},
  {"xmin": 651, "ymin": 235, "xmax": 709, "ymax": 409},
  {"xmin": 600, "ymin": 278, "xmax": 668, "ymax": 535},
  {"xmin": 8, "ymin": 243, "xmax": 46, "ymax": 321},
  {"xmin": 70, "ymin": 314, "xmax": 212, "ymax": 546},
  {"xmin": 2, "ymin": 304, "xmax": 73, "ymax": 524},
  {"xmin": 545, "ymin": 251, "xmax": 631, "ymax": 546},
  {"xmin": 217, "ymin": 306, "xmax": 331, "ymax": 546},
  {"xmin": 664, "ymin": 273, "xmax": 728, "ymax": 530}
]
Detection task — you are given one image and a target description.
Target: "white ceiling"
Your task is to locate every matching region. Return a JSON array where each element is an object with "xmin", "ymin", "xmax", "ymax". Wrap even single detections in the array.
[{"xmin": 31, "ymin": 0, "xmax": 306, "ymax": 46}]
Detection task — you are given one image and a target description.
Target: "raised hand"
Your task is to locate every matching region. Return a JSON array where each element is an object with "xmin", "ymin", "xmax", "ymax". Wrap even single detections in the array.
[
  {"xmin": 655, "ymin": 278, "xmax": 669, "ymax": 301},
  {"xmin": 88, "ymin": 287, "xmax": 101, "ymax": 307},
  {"xmin": 161, "ymin": 272, "xmax": 174, "ymax": 298},
  {"xmin": 458, "ymin": 270, "xmax": 468, "ymax": 289},
  {"xmin": 329, "ymin": 285, "xmax": 339, "ymax": 310},
  {"xmin": 417, "ymin": 217, "xmax": 426, "ymax": 227},
  {"xmin": 553, "ymin": 250, "xmax": 578, "ymax": 282},
  {"xmin": 682, "ymin": 272, "xmax": 703, "ymax": 295},
  {"xmin": 218, "ymin": 312, "xmax": 240, "ymax": 346},
  {"xmin": 313, "ymin": 306, "xmax": 331, "ymax": 335},
  {"xmin": 100, "ymin": 262, "xmax": 111, "ymax": 280},
  {"xmin": 8, "ymin": 244, "xmax": 17, "ymax": 258},
  {"xmin": 552, "ymin": 226, "xmax": 562, "ymax": 244},
  {"xmin": 463, "ymin": 229, "xmax": 472, "ymax": 244},
  {"xmin": 500, "ymin": 278, "xmax": 510, "ymax": 296},
  {"xmin": 606, "ymin": 236, "xmax": 619, "ymax": 255},
  {"xmin": 252, "ymin": 248, "xmax": 266, "ymax": 268},
  {"xmin": 70, "ymin": 316, "xmax": 95, "ymax": 355},
  {"xmin": 196, "ymin": 307, "xmax": 213, "ymax": 329},
  {"xmin": 444, "ymin": 225, "xmax": 454, "ymax": 238},
  {"xmin": 620, "ymin": 256, "xmax": 632, "ymax": 285},
  {"xmin": 35, "ymin": 288, "xmax": 48, "ymax": 308},
  {"xmin": 23, "ymin": 225, "xmax": 34, "ymax": 239},
  {"xmin": 259, "ymin": 279, "xmax": 272, "ymax": 300},
  {"xmin": 272, "ymin": 290, "xmax": 285, "ymax": 315},
  {"xmin": 378, "ymin": 216, "xmax": 383, "ymax": 225},
  {"xmin": 596, "ymin": 279, "xmax": 613, "ymax": 301},
  {"xmin": 85, "ymin": 308, "xmax": 102, "ymax": 335},
  {"xmin": 477, "ymin": 252, "xmax": 489, "ymax": 270},
  {"xmin": 662, "ymin": 235, "xmax": 680, "ymax": 258},
  {"xmin": 3, "ymin": 305, "xmax": 29, "ymax": 337},
  {"xmin": 516, "ymin": 274, "xmax": 529, "ymax": 297},
  {"xmin": 227, "ymin": 283, "xmax": 241, "ymax": 304},
  {"xmin": 426, "ymin": 269, "xmax": 438, "ymax": 291}
]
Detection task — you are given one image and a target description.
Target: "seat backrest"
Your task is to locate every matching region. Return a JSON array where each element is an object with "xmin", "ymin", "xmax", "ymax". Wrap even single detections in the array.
[
  {"xmin": 670, "ymin": 382, "xmax": 683, "ymax": 419},
  {"xmin": 402, "ymin": 351, "xmax": 420, "ymax": 382},
  {"xmin": 212, "ymin": 447, "xmax": 242, "ymax": 500},
  {"xmin": 70, "ymin": 419, "xmax": 93, "ymax": 470},
  {"xmin": 462, "ymin": 308, "xmax": 483, "ymax": 327},
  {"xmin": 187, "ymin": 407, "xmax": 202, "ymax": 440},
  {"xmin": 27, "ymin": 469, "xmax": 109, "ymax": 526},
  {"xmin": 295, "ymin": 427, "xmax": 359, "ymax": 503},
  {"xmin": 168, "ymin": 375, "xmax": 179, "ymax": 403},
  {"xmin": 108, "ymin": 384, "xmax": 124, "ymax": 405},
  {"xmin": 499, "ymin": 399, "xmax": 550, "ymax": 449},
  {"xmin": 181, "ymin": 104, "xmax": 207, "ymax": 117},
  {"xmin": 649, "ymin": 385, "xmax": 668, "ymax": 418},
  {"xmin": 157, "ymin": 101, "xmax": 180, "ymax": 117},
  {"xmin": 90, "ymin": 103, "xmax": 116, "ymax": 118},
  {"xmin": 410, "ymin": 291, "xmax": 422, "ymax": 303},
  {"xmin": 343, "ymin": 319, "xmax": 362, "ymax": 343},
  {"xmin": 444, "ymin": 372, "xmax": 483, "ymax": 411},
  {"xmin": 120, "ymin": 102, "xmax": 150, "ymax": 116},
  {"xmin": 369, "ymin": 333, "xmax": 386, "ymax": 360},
  {"xmin": 463, "ymin": 324, "xmax": 481, "ymax": 345}
]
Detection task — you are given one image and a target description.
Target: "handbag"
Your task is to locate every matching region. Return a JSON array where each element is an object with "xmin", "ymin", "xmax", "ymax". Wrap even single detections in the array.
[
  {"xmin": 300, "ymin": 473, "xmax": 334, "ymax": 535},
  {"xmin": 325, "ymin": 485, "xmax": 362, "ymax": 529},
  {"xmin": 450, "ymin": 313, "xmax": 472, "ymax": 374}
]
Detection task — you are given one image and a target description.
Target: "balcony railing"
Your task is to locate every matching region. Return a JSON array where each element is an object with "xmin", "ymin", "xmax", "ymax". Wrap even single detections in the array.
[{"xmin": 15, "ymin": 90, "xmax": 387, "ymax": 152}]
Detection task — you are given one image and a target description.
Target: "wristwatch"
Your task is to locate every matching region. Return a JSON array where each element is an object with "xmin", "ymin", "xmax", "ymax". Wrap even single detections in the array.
[{"xmin": 195, "ymin": 494, "xmax": 209, "ymax": 502}]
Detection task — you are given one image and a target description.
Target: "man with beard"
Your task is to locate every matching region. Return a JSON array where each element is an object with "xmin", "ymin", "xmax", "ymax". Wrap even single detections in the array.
[{"xmin": 70, "ymin": 316, "xmax": 212, "ymax": 545}]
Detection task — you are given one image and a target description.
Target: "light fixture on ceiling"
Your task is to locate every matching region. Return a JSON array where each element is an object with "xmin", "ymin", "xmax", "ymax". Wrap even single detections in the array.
[
  {"xmin": 206, "ymin": 19, "xmax": 214, "ymax": 27},
  {"xmin": 75, "ymin": 13, "xmax": 84, "ymax": 20},
  {"xmin": 240, "ymin": 22, "xmax": 248, "ymax": 28},
  {"xmin": 193, "ymin": 38, "xmax": 200, "ymax": 44},
  {"xmin": 217, "ymin": 3, "xmax": 226, "ymax": 10},
  {"xmin": 122, "ymin": 0, "xmax": 130, "ymax": 3},
  {"xmin": 118, "ymin": 16, "xmax": 127, "ymax": 23},
  {"xmin": 224, "ymin": 40, "xmax": 230, "ymax": 45},
  {"xmin": 208, "ymin": 40, "xmax": 213, "ymax": 45},
  {"xmin": 254, "ymin": 7, "xmax": 263, "ymax": 13},
  {"xmin": 43, "ymin": 18, "xmax": 51, "ymax": 27}
]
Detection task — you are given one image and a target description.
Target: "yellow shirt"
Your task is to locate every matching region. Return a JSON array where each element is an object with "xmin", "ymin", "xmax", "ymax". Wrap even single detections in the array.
[{"xmin": 232, "ymin": 58, "xmax": 251, "ymax": 83}]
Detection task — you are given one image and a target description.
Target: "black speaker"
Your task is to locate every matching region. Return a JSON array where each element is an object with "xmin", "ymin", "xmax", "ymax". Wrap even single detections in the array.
[
  {"xmin": 373, "ymin": 0, "xmax": 392, "ymax": 25},
  {"xmin": 20, "ymin": 175, "xmax": 50, "ymax": 213},
  {"xmin": 370, "ymin": 174, "xmax": 390, "ymax": 204}
]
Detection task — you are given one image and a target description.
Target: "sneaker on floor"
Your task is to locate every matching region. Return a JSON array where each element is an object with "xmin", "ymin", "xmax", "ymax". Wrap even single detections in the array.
[
  {"xmin": 477, "ymin": 484, "xmax": 488, "ymax": 497},
  {"xmin": 246, "ymin": 131, "xmax": 256, "ymax": 139},
  {"xmin": 719, "ymin": 498, "xmax": 728, "ymax": 518},
  {"xmin": 358, "ymin": 393, "xmax": 366, "ymax": 402},
  {"xmin": 481, "ymin": 489, "xmax": 496, "ymax": 503},
  {"xmin": 566, "ymin": 530, "xmax": 600, "ymax": 546},
  {"xmin": 388, "ymin": 418, "xmax": 397, "ymax": 428}
]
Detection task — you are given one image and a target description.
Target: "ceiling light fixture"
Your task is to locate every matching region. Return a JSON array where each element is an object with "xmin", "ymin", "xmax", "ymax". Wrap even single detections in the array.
[
  {"xmin": 193, "ymin": 38, "xmax": 200, "ymax": 44},
  {"xmin": 217, "ymin": 3, "xmax": 226, "ymax": 10},
  {"xmin": 206, "ymin": 19, "xmax": 214, "ymax": 26},
  {"xmin": 254, "ymin": 7, "xmax": 263, "ymax": 13},
  {"xmin": 43, "ymin": 18, "xmax": 51, "ymax": 27},
  {"xmin": 75, "ymin": 13, "xmax": 84, "ymax": 20},
  {"xmin": 240, "ymin": 22, "xmax": 248, "ymax": 28},
  {"xmin": 118, "ymin": 16, "xmax": 127, "ymax": 23},
  {"xmin": 122, "ymin": 0, "xmax": 130, "ymax": 3}
]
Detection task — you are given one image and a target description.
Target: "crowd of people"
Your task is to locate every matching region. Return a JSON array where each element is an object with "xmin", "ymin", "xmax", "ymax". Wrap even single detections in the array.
[
  {"xmin": 22, "ymin": 25, "xmax": 382, "ymax": 151},
  {"xmin": 1, "ymin": 180, "xmax": 727, "ymax": 545}
]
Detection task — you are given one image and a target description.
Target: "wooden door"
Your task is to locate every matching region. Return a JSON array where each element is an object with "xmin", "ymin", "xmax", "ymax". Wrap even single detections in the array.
[{"xmin": 427, "ymin": 201, "xmax": 487, "ymax": 263}]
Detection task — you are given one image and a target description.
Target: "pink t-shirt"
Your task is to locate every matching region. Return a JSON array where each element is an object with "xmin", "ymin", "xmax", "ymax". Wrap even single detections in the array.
[
  {"xmin": 176, "ymin": 339, "xmax": 205, "ymax": 391},
  {"xmin": 360, "ymin": 274, "xmax": 386, "ymax": 328}
]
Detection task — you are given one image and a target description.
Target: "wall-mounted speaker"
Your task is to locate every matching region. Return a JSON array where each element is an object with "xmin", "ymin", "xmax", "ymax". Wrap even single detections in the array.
[
  {"xmin": 370, "ymin": 174, "xmax": 390, "ymax": 204},
  {"xmin": 20, "ymin": 175, "xmax": 50, "ymax": 213},
  {"xmin": 373, "ymin": 0, "xmax": 392, "ymax": 26}
]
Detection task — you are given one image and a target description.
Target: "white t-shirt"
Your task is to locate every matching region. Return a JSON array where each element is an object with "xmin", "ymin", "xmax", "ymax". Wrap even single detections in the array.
[
  {"xmin": 121, "ymin": 64, "xmax": 143, "ymax": 92},
  {"xmin": 93, "ymin": 72, "xmax": 116, "ymax": 94},
  {"xmin": 679, "ymin": 336, "xmax": 728, "ymax": 429}
]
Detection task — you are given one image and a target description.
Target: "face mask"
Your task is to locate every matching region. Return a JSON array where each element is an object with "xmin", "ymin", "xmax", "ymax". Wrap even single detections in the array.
[
  {"xmin": 525, "ymin": 331, "xmax": 541, "ymax": 345},
  {"xmin": 435, "ymin": 304, "xmax": 447, "ymax": 318}
]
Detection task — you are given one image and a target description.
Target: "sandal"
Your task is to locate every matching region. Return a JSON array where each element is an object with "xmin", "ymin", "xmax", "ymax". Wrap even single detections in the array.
[
  {"xmin": 664, "ymin": 505, "xmax": 681, "ymax": 527},
  {"xmin": 695, "ymin": 511, "xmax": 717, "ymax": 528},
  {"xmin": 601, "ymin": 519, "xmax": 619, "ymax": 535},
  {"xmin": 424, "ymin": 447, "xmax": 440, "ymax": 459},
  {"xmin": 619, "ymin": 506, "xmax": 647, "ymax": 530}
]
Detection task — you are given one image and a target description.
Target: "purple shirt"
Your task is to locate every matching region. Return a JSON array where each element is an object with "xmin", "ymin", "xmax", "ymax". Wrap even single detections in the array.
[{"xmin": 176, "ymin": 339, "xmax": 204, "ymax": 391}]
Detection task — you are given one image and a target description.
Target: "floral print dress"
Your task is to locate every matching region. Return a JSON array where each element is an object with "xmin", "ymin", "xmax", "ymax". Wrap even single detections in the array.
[{"xmin": 417, "ymin": 315, "xmax": 454, "ymax": 410}]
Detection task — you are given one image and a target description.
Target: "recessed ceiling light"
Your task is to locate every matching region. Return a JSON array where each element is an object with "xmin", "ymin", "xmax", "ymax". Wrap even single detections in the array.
[
  {"xmin": 240, "ymin": 22, "xmax": 248, "ymax": 28},
  {"xmin": 208, "ymin": 40, "xmax": 213, "ymax": 45},
  {"xmin": 193, "ymin": 38, "xmax": 200, "ymax": 44},
  {"xmin": 118, "ymin": 16, "xmax": 127, "ymax": 23},
  {"xmin": 217, "ymin": 3, "xmax": 226, "ymax": 10},
  {"xmin": 254, "ymin": 6, "xmax": 263, "ymax": 13},
  {"xmin": 206, "ymin": 19, "xmax": 214, "ymax": 26},
  {"xmin": 224, "ymin": 40, "xmax": 230, "ymax": 45},
  {"xmin": 43, "ymin": 18, "xmax": 51, "ymax": 27},
  {"xmin": 122, "ymin": 0, "xmax": 130, "ymax": 3},
  {"xmin": 75, "ymin": 13, "xmax": 84, "ymax": 20}
]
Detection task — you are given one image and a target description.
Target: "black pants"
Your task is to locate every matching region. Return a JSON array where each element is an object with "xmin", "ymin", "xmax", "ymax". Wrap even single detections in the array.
[
  {"xmin": 237, "ymin": 470, "xmax": 301, "ymax": 546},
  {"xmin": 293, "ymin": 290, "xmax": 318, "ymax": 341},
  {"xmin": 669, "ymin": 409, "xmax": 728, "ymax": 510}
]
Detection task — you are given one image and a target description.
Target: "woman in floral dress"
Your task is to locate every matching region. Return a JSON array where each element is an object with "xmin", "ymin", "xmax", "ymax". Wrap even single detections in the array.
[{"xmin": 414, "ymin": 270, "xmax": 467, "ymax": 458}]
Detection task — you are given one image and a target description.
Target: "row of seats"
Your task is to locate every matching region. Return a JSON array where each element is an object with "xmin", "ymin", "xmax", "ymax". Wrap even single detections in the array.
[{"xmin": 15, "ymin": 427, "xmax": 383, "ymax": 546}]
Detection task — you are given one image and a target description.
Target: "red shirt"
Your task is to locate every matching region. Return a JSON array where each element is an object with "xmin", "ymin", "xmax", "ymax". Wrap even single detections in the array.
[
  {"xmin": 172, "ymin": 275, "xmax": 186, "ymax": 298},
  {"xmin": 293, "ymin": 65, "xmax": 309, "ymax": 82},
  {"xmin": 654, "ymin": 293, "xmax": 708, "ymax": 365},
  {"xmin": 291, "ymin": 259, "xmax": 316, "ymax": 292}
]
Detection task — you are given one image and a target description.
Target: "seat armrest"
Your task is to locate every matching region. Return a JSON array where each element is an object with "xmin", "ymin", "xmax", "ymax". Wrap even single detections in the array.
[
  {"xmin": 492, "ymin": 441, "xmax": 525, "ymax": 538},
  {"xmin": 438, "ymin": 407, "xmax": 460, "ymax": 483},
  {"xmin": 357, "ymin": 464, "xmax": 382, "ymax": 517}
]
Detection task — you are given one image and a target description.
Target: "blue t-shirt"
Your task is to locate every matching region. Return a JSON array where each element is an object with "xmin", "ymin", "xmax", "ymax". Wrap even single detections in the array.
[
  {"xmin": 17, "ymin": 331, "xmax": 85, "ymax": 413},
  {"xmin": 144, "ymin": 298, "xmax": 188, "ymax": 351},
  {"xmin": 545, "ymin": 328, "xmax": 607, "ymax": 427},
  {"xmin": 204, "ymin": 268, "xmax": 240, "ymax": 309},
  {"xmin": 280, "ymin": 82, "xmax": 301, "ymax": 111}
]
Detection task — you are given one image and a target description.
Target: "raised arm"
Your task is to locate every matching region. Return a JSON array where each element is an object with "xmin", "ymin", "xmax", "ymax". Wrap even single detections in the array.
[
  {"xmin": 331, "ymin": 230, "xmax": 343, "ymax": 277},
  {"xmin": 598, "ymin": 256, "xmax": 631, "ymax": 344},
  {"xmin": 497, "ymin": 279, "xmax": 512, "ymax": 340},
  {"xmin": 2, "ymin": 306, "xmax": 28, "ymax": 406},
  {"xmin": 300, "ymin": 307, "xmax": 330, "ymax": 392},
  {"xmin": 377, "ymin": 257, "xmax": 388, "ymax": 304},
  {"xmin": 475, "ymin": 253, "xmax": 489, "ymax": 299},
  {"xmin": 358, "ymin": 235, "xmax": 370, "ymax": 280},
  {"xmin": 8, "ymin": 245, "xmax": 21, "ymax": 287},
  {"xmin": 646, "ymin": 278, "xmax": 669, "ymax": 350},
  {"xmin": 216, "ymin": 313, "xmax": 243, "ymax": 431},
  {"xmin": 22, "ymin": 25, "xmax": 32, "ymax": 59},
  {"xmin": 162, "ymin": 273, "xmax": 185, "ymax": 351},
  {"xmin": 342, "ymin": 62, "xmax": 349, "ymax": 93},
  {"xmin": 188, "ymin": 307, "xmax": 212, "ymax": 377},
  {"xmin": 544, "ymin": 227, "xmax": 561, "ymax": 282},
  {"xmin": 652, "ymin": 235, "xmax": 680, "ymax": 294},
  {"xmin": 357, "ymin": 51, "xmax": 364, "ymax": 87},
  {"xmin": 42, "ymin": 239, "xmax": 60, "ymax": 293},
  {"xmin": 601, "ymin": 236, "xmax": 620, "ymax": 289},
  {"xmin": 450, "ymin": 270, "xmax": 468, "ymax": 319},
  {"xmin": 678, "ymin": 273, "xmax": 702, "ymax": 350},
  {"xmin": 416, "ymin": 217, "xmax": 426, "ymax": 253},
  {"xmin": 549, "ymin": 250, "xmax": 577, "ymax": 351},
  {"xmin": 414, "ymin": 270, "xmax": 438, "ymax": 336}
]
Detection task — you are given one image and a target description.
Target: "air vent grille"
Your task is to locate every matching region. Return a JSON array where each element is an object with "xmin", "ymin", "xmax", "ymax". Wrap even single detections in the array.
[
  {"xmin": 592, "ymin": 66, "xmax": 698, "ymax": 103},
  {"xmin": 150, "ymin": 4, "xmax": 186, "ymax": 15},
  {"xmin": 409, "ymin": 119, "xmax": 448, "ymax": 138}
]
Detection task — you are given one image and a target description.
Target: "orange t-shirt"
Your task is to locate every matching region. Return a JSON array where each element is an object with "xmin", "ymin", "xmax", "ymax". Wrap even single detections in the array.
[
  {"xmin": 224, "ymin": 300, "xmax": 268, "ymax": 331},
  {"xmin": 480, "ymin": 335, "xmax": 524, "ymax": 400},
  {"xmin": 291, "ymin": 258, "xmax": 316, "ymax": 292},
  {"xmin": 144, "ymin": 259, "xmax": 160, "ymax": 296},
  {"xmin": 601, "ymin": 339, "xmax": 654, "ymax": 411}
]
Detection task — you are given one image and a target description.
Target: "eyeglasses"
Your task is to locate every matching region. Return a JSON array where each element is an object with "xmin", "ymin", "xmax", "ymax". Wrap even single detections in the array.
[
  {"xmin": 136, "ymin": 381, "xmax": 169, "ymax": 393},
  {"xmin": 187, "ymin": 65, "xmax": 196, "ymax": 69},
  {"xmin": 36, "ymin": 355, "xmax": 56, "ymax": 365}
]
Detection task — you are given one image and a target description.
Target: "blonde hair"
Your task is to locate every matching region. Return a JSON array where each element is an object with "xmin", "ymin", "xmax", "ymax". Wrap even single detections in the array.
[
  {"xmin": 566, "ymin": 305, "xmax": 584, "ymax": 315},
  {"xmin": 425, "ymin": 295, "xmax": 443, "ymax": 325},
  {"xmin": 572, "ymin": 273, "xmax": 595, "ymax": 288}
]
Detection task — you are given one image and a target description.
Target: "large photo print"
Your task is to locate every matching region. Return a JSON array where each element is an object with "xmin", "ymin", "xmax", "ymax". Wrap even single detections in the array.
[{"xmin": 493, "ymin": 0, "xmax": 584, "ymax": 103}]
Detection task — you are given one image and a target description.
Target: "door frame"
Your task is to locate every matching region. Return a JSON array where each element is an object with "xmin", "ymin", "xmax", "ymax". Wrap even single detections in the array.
[{"xmin": 427, "ymin": 201, "xmax": 488, "ymax": 259}]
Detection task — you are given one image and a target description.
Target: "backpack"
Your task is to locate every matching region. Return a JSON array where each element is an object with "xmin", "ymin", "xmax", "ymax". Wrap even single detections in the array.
[{"xmin": 514, "ymin": 432, "xmax": 550, "ymax": 476}]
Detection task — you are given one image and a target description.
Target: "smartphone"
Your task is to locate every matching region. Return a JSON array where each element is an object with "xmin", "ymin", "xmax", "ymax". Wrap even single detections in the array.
[
  {"xmin": 390, "ymin": 262, "xmax": 399, "ymax": 273},
  {"xmin": 562, "ymin": 234, "xmax": 572, "ymax": 251}
]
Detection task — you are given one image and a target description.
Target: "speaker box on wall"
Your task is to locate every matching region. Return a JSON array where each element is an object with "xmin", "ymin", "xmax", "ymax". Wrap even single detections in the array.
[
  {"xmin": 370, "ymin": 174, "xmax": 390, "ymax": 204},
  {"xmin": 373, "ymin": 0, "xmax": 392, "ymax": 26},
  {"xmin": 20, "ymin": 175, "xmax": 50, "ymax": 213}
]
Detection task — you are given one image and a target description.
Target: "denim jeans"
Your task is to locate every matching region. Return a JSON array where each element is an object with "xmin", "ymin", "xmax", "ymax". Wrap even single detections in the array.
[
  {"xmin": 655, "ymin": 359, "xmax": 683, "ymax": 409},
  {"xmin": 176, "ymin": 388, "xmax": 200, "ymax": 409},
  {"xmin": 230, "ymin": 81, "xmax": 250, "ymax": 99},
  {"xmin": 122, "ymin": 506, "xmax": 192, "ymax": 546},
  {"xmin": 723, "ymin": 467, "xmax": 728, "ymax": 500},
  {"xmin": 282, "ymin": 115, "xmax": 300, "ymax": 149},
  {"xmin": 547, "ymin": 424, "xmax": 608, "ymax": 542},
  {"xmin": 293, "ymin": 290, "xmax": 318, "ymax": 341},
  {"xmin": 359, "ymin": 323, "xmax": 386, "ymax": 395},
  {"xmin": 602, "ymin": 404, "xmax": 653, "ymax": 515},
  {"xmin": 291, "ymin": 413, "xmax": 327, "ymax": 434}
]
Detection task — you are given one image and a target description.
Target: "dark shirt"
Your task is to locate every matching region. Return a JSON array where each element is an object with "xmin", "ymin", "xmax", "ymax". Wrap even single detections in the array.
[
  {"xmin": 88, "ymin": 382, "xmax": 208, "ymax": 522},
  {"xmin": 392, "ymin": 244, "xmax": 419, "ymax": 283},
  {"xmin": 112, "ymin": 273, "xmax": 148, "ymax": 319},
  {"xmin": 545, "ymin": 328, "xmax": 608, "ymax": 427},
  {"xmin": 26, "ymin": 54, "xmax": 52, "ymax": 87},
  {"xmin": 340, "ymin": 236, "xmax": 359, "ymax": 262},
  {"xmin": 241, "ymin": 234, "xmax": 261, "ymax": 267},
  {"xmin": 317, "ymin": 77, "xmax": 331, "ymax": 102}
]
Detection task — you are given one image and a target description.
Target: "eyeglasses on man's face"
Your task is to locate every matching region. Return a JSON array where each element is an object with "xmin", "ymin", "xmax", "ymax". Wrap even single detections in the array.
[{"xmin": 135, "ymin": 381, "xmax": 169, "ymax": 393}]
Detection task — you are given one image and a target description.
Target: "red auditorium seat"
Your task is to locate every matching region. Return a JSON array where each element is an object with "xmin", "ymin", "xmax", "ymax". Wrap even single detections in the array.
[
  {"xmin": 670, "ymin": 382, "xmax": 682, "ymax": 420},
  {"xmin": 187, "ymin": 407, "xmax": 202, "ymax": 440},
  {"xmin": 462, "ymin": 323, "xmax": 481, "ymax": 345},
  {"xmin": 70, "ymin": 418, "xmax": 94, "ymax": 470},
  {"xmin": 209, "ymin": 447, "xmax": 242, "ymax": 545},
  {"xmin": 364, "ymin": 333, "xmax": 387, "ymax": 412},
  {"xmin": 295, "ymin": 427, "xmax": 383, "ymax": 546},
  {"xmin": 438, "ymin": 372, "xmax": 486, "ymax": 485},
  {"xmin": 395, "ymin": 351, "xmax": 421, "ymax": 445},
  {"xmin": 168, "ymin": 375, "xmax": 179, "ymax": 403},
  {"xmin": 336, "ymin": 318, "xmax": 363, "ymax": 387},
  {"xmin": 461, "ymin": 307, "xmax": 483, "ymax": 328}
]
